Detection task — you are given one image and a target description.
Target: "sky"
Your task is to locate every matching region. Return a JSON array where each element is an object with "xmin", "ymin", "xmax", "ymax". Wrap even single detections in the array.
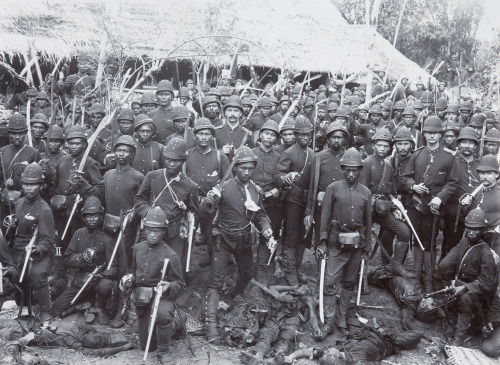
[{"xmin": 476, "ymin": 0, "xmax": 500, "ymax": 40}]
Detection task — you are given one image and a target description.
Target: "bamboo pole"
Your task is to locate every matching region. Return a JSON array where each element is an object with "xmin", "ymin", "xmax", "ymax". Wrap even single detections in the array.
[{"xmin": 392, "ymin": 0, "xmax": 408, "ymax": 48}]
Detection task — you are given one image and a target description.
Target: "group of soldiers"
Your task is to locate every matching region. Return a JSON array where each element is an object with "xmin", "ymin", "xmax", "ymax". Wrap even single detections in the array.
[{"xmin": 1, "ymin": 60, "xmax": 500, "ymax": 364}]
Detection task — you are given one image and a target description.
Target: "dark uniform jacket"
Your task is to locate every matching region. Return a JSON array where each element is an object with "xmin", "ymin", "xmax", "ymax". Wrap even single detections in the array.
[
  {"xmin": 148, "ymin": 105, "xmax": 176, "ymax": 143},
  {"xmin": 246, "ymin": 112, "xmax": 267, "ymax": 132},
  {"xmin": 132, "ymin": 140, "xmax": 164, "ymax": 176},
  {"xmin": 214, "ymin": 122, "xmax": 254, "ymax": 162},
  {"xmin": 466, "ymin": 182, "xmax": 500, "ymax": 230},
  {"xmin": 185, "ymin": 146, "xmax": 229, "ymax": 196},
  {"xmin": 103, "ymin": 166, "xmax": 144, "ymax": 215},
  {"xmin": 252, "ymin": 146, "xmax": 280, "ymax": 193},
  {"xmin": 360, "ymin": 154, "xmax": 396, "ymax": 195},
  {"xmin": 131, "ymin": 241, "xmax": 185, "ymax": 301},
  {"xmin": 0, "ymin": 144, "xmax": 40, "ymax": 190}
]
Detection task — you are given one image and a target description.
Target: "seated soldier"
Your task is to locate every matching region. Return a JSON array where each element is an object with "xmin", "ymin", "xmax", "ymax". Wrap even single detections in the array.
[{"xmin": 52, "ymin": 197, "xmax": 118, "ymax": 325}]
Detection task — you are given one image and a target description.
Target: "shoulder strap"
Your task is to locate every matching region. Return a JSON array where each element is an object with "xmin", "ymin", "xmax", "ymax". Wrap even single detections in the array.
[
  {"xmin": 216, "ymin": 150, "xmax": 222, "ymax": 178},
  {"xmin": 375, "ymin": 160, "xmax": 389, "ymax": 194},
  {"xmin": 6, "ymin": 145, "xmax": 27, "ymax": 173}
]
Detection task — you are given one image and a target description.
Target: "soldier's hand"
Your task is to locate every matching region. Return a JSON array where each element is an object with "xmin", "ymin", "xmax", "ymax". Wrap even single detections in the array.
[
  {"xmin": 39, "ymin": 159, "xmax": 49, "ymax": 173},
  {"xmin": 483, "ymin": 322, "xmax": 494, "ymax": 338},
  {"xmin": 453, "ymin": 285, "xmax": 467, "ymax": 296},
  {"xmin": 392, "ymin": 209, "xmax": 403, "ymax": 221},
  {"xmin": 160, "ymin": 281, "xmax": 171, "ymax": 294},
  {"xmin": 104, "ymin": 153, "xmax": 116, "ymax": 169},
  {"xmin": 460, "ymin": 194, "xmax": 473, "ymax": 206},
  {"xmin": 262, "ymin": 228, "xmax": 273, "ymax": 240},
  {"xmin": 82, "ymin": 247, "xmax": 98, "ymax": 266},
  {"xmin": 304, "ymin": 215, "xmax": 313, "ymax": 232},
  {"xmin": 179, "ymin": 224, "xmax": 188, "ymax": 239},
  {"xmin": 317, "ymin": 191, "xmax": 325, "ymax": 206},
  {"xmin": 412, "ymin": 183, "xmax": 428, "ymax": 195},
  {"xmin": 361, "ymin": 251, "xmax": 370, "ymax": 261},
  {"xmin": 5, "ymin": 178, "xmax": 14, "ymax": 189},
  {"xmin": 285, "ymin": 172, "xmax": 299, "ymax": 185},
  {"xmin": 316, "ymin": 241, "xmax": 328, "ymax": 259},
  {"xmin": 429, "ymin": 197, "xmax": 442, "ymax": 214},
  {"xmin": 207, "ymin": 188, "xmax": 221, "ymax": 205},
  {"xmin": 120, "ymin": 274, "xmax": 134, "ymax": 291},
  {"xmin": 30, "ymin": 246, "xmax": 40, "ymax": 257},
  {"xmin": 222, "ymin": 144, "xmax": 233, "ymax": 154}
]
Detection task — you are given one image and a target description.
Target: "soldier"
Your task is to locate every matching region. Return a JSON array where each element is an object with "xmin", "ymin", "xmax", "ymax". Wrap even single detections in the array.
[
  {"xmin": 61, "ymin": 54, "xmax": 95, "ymax": 99},
  {"xmin": 435, "ymin": 98, "xmax": 448, "ymax": 121},
  {"xmin": 439, "ymin": 208, "xmax": 496, "ymax": 346},
  {"xmin": 140, "ymin": 91, "xmax": 158, "ymax": 114},
  {"xmin": 274, "ymin": 118, "xmax": 295, "ymax": 155},
  {"xmin": 326, "ymin": 102, "xmax": 339, "ymax": 122},
  {"xmin": 252, "ymin": 121, "xmax": 282, "ymax": 284},
  {"xmin": 163, "ymin": 106, "xmax": 195, "ymax": 149},
  {"xmin": 0, "ymin": 114, "xmax": 40, "ymax": 235},
  {"xmin": 219, "ymin": 86, "xmax": 232, "ymax": 105},
  {"xmin": 11, "ymin": 163, "xmax": 55, "ymax": 322},
  {"xmin": 380, "ymin": 99, "xmax": 392, "ymax": 122},
  {"xmin": 178, "ymin": 86, "xmax": 191, "ymax": 106},
  {"xmin": 246, "ymin": 97, "xmax": 272, "ymax": 135},
  {"xmin": 200, "ymin": 96, "xmax": 223, "ymax": 128},
  {"xmin": 148, "ymin": 80, "xmax": 176, "ymax": 143},
  {"xmin": 359, "ymin": 104, "xmax": 393, "ymax": 156},
  {"xmin": 131, "ymin": 114, "xmax": 164, "ymax": 176},
  {"xmin": 459, "ymin": 101, "xmax": 473, "ymax": 126},
  {"xmin": 445, "ymin": 104, "xmax": 461, "ymax": 125},
  {"xmin": 32, "ymin": 91, "xmax": 52, "ymax": 119},
  {"xmin": 275, "ymin": 117, "xmax": 314, "ymax": 285},
  {"xmin": 269, "ymin": 95, "xmax": 280, "ymax": 115},
  {"xmin": 131, "ymin": 99, "xmax": 141, "ymax": 116},
  {"xmin": 123, "ymin": 207, "xmax": 185, "ymax": 364},
  {"xmin": 86, "ymin": 103, "xmax": 111, "ymax": 167},
  {"xmin": 215, "ymin": 95, "xmax": 254, "ymax": 162},
  {"xmin": 401, "ymin": 116, "xmax": 458, "ymax": 292},
  {"xmin": 39, "ymin": 125, "xmax": 66, "ymax": 205},
  {"xmin": 27, "ymin": 113, "xmax": 48, "ymax": 152},
  {"xmin": 442, "ymin": 121, "xmax": 460, "ymax": 152},
  {"xmin": 242, "ymin": 97, "xmax": 253, "ymax": 119},
  {"xmin": 134, "ymin": 137, "xmax": 200, "ymax": 272},
  {"xmin": 391, "ymin": 100, "xmax": 406, "ymax": 127},
  {"xmin": 185, "ymin": 118, "xmax": 230, "ymax": 267},
  {"xmin": 305, "ymin": 122, "xmax": 348, "ymax": 249},
  {"xmin": 204, "ymin": 146, "xmax": 273, "ymax": 344},
  {"xmin": 316, "ymin": 148, "xmax": 372, "ymax": 339},
  {"xmin": 484, "ymin": 127, "xmax": 500, "ymax": 157},
  {"xmin": 52, "ymin": 197, "xmax": 118, "ymax": 324},
  {"xmin": 468, "ymin": 113, "xmax": 486, "ymax": 138},
  {"xmin": 394, "ymin": 106, "xmax": 424, "ymax": 148},
  {"xmin": 442, "ymin": 127, "xmax": 480, "ymax": 258}
]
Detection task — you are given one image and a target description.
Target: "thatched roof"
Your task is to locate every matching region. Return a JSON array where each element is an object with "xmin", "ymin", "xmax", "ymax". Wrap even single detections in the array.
[{"xmin": 0, "ymin": 0, "xmax": 431, "ymax": 81}]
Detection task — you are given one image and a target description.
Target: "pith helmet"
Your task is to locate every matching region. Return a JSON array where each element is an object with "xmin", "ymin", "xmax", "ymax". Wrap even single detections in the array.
[
  {"xmin": 422, "ymin": 116, "xmax": 444, "ymax": 133},
  {"xmin": 65, "ymin": 125, "xmax": 87, "ymax": 141},
  {"xmin": 8, "ymin": 113, "xmax": 28, "ymax": 132},
  {"xmin": 143, "ymin": 206, "xmax": 168, "ymax": 228},
  {"xmin": 117, "ymin": 108, "xmax": 135, "ymax": 122},
  {"xmin": 234, "ymin": 146, "xmax": 257, "ymax": 165},
  {"xmin": 464, "ymin": 208, "xmax": 488, "ymax": 229},
  {"xmin": 134, "ymin": 114, "xmax": 154, "ymax": 131},
  {"xmin": 325, "ymin": 121, "xmax": 348, "ymax": 138},
  {"xmin": 457, "ymin": 127, "xmax": 479, "ymax": 144},
  {"xmin": 156, "ymin": 80, "xmax": 174, "ymax": 95},
  {"xmin": 21, "ymin": 162, "xmax": 44, "ymax": 183},
  {"xmin": 81, "ymin": 196, "xmax": 104, "ymax": 214},
  {"xmin": 163, "ymin": 137, "xmax": 187, "ymax": 160},
  {"xmin": 193, "ymin": 117, "xmax": 215, "ymax": 134},
  {"xmin": 114, "ymin": 135, "xmax": 136, "ymax": 152},
  {"xmin": 260, "ymin": 120, "xmax": 279, "ymax": 135},
  {"xmin": 340, "ymin": 147, "xmax": 363, "ymax": 167},
  {"xmin": 294, "ymin": 116, "xmax": 313, "ymax": 133},
  {"xmin": 477, "ymin": 155, "xmax": 500, "ymax": 173}
]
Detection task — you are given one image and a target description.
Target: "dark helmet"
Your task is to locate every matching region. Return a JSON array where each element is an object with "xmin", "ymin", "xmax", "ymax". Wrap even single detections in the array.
[
  {"xmin": 156, "ymin": 80, "xmax": 174, "ymax": 95},
  {"xmin": 234, "ymin": 146, "xmax": 257, "ymax": 165},
  {"xmin": 260, "ymin": 120, "xmax": 279, "ymax": 135},
  {"xmin": 402, "ymin": 106, "xmax": 417, "ymax": 117},
  {"xmin": 393, "ymin": 100, "xmax": 407, "ymax": 111},
  {"xmin": 445, "ymin": 105, "xmax": 460, "ymax": 115},
  {"xmin": 334, "ymin": 107, "xmax": 348, "ymax": 118},
  {"xmin": 456, "ymin": 127, "xmax": 479, "ymax": 144},
  {"xmin": 88, "ymin": 103, "xmax": 106, "ymax": 115},
  {"xmin": 65, "ymin": 125, "xmax": 87, "ymax": 141},
  {"xmin": 31, "ymin": 113, "xmax": 49, "ymax": 127},
  {"xmin": 242, "ymin": 97, "xmax": 253, "ymax": 107},
  {"xmin": 435, "ymin": 97, "xmax": 448, "ymax": 110},
  {"xmin": 325, "ymin": 121, "xmax": 348, "ymax": 138},
  {"xmin": 371, "ymin": 128, "xmax": 392, "ymax": 143},
  {"xmin": 207, "ymin": 88, "xmax": 221, "ymax": 98},
  {"xmin": 202, "ymin": 95, "xmax": 221, "ymax": 110},
  {"xmin": 26, "ymin": 87, "xmax": 38, "ymax": 98},
  {"xmin": 258, "ymin": 97, "xmax": 272, "ymax": 108},
  {"xmin": 179, "ymin": 87, "xmax": 191, "ymax": 99},
  {"xmin": 45, "ymin": 124, "xmax": 65, "ymax": 140},
  {"xmin": 8, "ymin": 113, "xmax": 28, "ymax": 132},
  {"xmin": 269, "ymin": 96, "xmax": 279, "ymax": 105},
  {"xmin": 280, "ymin": 118, "xmax": 295, "ymax": 133},
  {"xmin": 381, "ymin": 99, "xmax": 393, "ymax": 110},
  {"xmin": 420, "ymin": 91, "xmax": 434, "ymax": 103},
  {"xmin": 279, "ymin": 95, "xmax": 290, "ymax": 104},
  {"xmin": 218, "ymin": 86, "xmax": 231, "ymax": 97},
  {"xmin": 459, "ymin": 101, "xmax": 473, "ymax": 112},
  {"xmin": 422, "ymin": 116, "xmax": 443, "ymax": 133},
  {"xmin": 140, "ymin": 91, "xmax": 158, "ymax": 105},
  {"xmin": 114, "ymin": 135, "xmax": 136, "ymax": 152},
  {"xmin": 304, "ymin": 98, "xmax": 314, "ymax": 108},
  {"xmin": 163, "ymin": 137, "xmax": 187, "ymax": 160},
  {"xmin": 328, "ymin": 102, "xmax": 339, "ymax": 112},
  {"xmin": 477, "ymin": 155, "xmax": 500, "ymax": 173},
  {"xmin": 81, "ymin": 196, "xmax": 104, "ymax": 214},
  {"xmin": 358, "ymin": 104, "xmax": 369, "ymax": 113},
  {"xmin": 294, "ymin": 116, "xmax": 313, "ymax": 133},
  {"xmin": 393, "ymin": 127, "xmax": 414, "ymax": 142},
  {"xmin": 468, "ymin": 113, "xmax": 486, "ymax": 128},
  {"xmin": 484, "ymin": 127, "xmax": 500, "ymax": 143},
  {"xmin": 143, "ymin": 206, "xmax": 168, "ymax": 228},
  {"xmin": 368, "ymin": 104, "xmax": 383, "ymax": 115},
  {"xmin": 464, "ymin": 208, "xmax": 488, "ymax": 229},
  {"xmin": 117, "ymin": 108, "xmax": 135, "ymax": 122},
  {"xmin": 21, "ymin": 162, "xmax": 44, "ymax": 183},
  {"xmin": 193, "ymin": 117, "xmax": 215, "ymax": 134},
  {"xmin": 223, "ymin": 95, "xmax": 244, "ymax": 112},
  {"xmin": 172, "ymin": 106, "xmax": 190, "ymax": 121},
  {"xmin": 340, "ymin": 147, "xmax": 363, "ymax": 167},
  {"xmin": 134, "ymin": 114, "xmax": 154, "ymax": 131}
]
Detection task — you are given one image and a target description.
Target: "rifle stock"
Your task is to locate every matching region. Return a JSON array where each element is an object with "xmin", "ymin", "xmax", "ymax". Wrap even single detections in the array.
[{"xmin": 71, "ymin": 264, "xmax": 104, "ymax": 305}]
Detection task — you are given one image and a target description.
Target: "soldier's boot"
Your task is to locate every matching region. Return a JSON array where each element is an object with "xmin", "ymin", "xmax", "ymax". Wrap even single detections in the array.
[
  {"xmin": 422, "ymin": 251, "xmax": 434, "ymax": 293},
  {"xmin": 205, "ymin": 288, "xmax": 222, "ymax": 345},
  {"xmin": 35, "ymin": 285, "xmax": 52, "ymax": 322},
  {"xmin": 316, "ymin": 294, "xmax": 336, "ymax": 341},
  {"xmin": 138, "ymin": 313, "xmax": 156, "ymax": 351},
  {"xmin": 283, "ymin": 247, "xmax": 299, "ymax": 286},
  {"xmin": 295, "ymin": 243, "xmax": 308, "ymax": 285},
  {"xmin": 392, "ymin": 241, "xmax": 416, "ymax": 278},
  {"xmin": 334, "ymin": 289, "xmax": 355, "ymax": 336},
  {"xmin": 451, "ymin": 313, "xmax": 472, "ymax": 346},
  {"xmin": 412, "ymin": 246, "xmax": 424, "ymax": 283},
  {"xmin": 156, "ymin": 324, "xmax": 173, "ymax": 364},
  {"xmin": 95, "ymin": 294, "xmax": 110, "ymax": 326},
  {"xmin": 110, "ymin": 292, "xmax": 126, "ymax": 328}
]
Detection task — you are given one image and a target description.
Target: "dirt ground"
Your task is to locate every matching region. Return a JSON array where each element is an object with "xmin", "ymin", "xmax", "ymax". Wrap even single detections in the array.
[{"xmin": 0, "ymin": 239, "xmax": 466, "ymax": 365}]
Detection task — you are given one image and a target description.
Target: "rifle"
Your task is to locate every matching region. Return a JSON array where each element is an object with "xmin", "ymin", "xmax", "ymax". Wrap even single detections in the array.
[
  {"xmin": 19, "ymin": 226, "xmax": 38, "ymax": 283},
  {"xmin": 71, "ymin": 264, "xmax": 104, "ymax": 305},
  {"xmin": 357, "ymin": 258, "xmax": 365, "ymax": 306},
  {"xmin": 425, "ymin": 286, "xmax": 456, "ymax": 298},
  {"xmin": 185, "ymin": 211, "xmax": 195, "ymax": 272},
  {"xmin": 107, "ymin": 213, "xmax": 131, "ymax": 271},
  {"xmin": 61, "ymin": 194, "xmax": 82, "ymax": 241},
  {"xmin": 389, "ymin": 195, "xmax": 425, "ymax": 250},
  {"xmin": 173, "ymin": 300, "xmax": 195, "ymax": 357},
  {"xmin": 266, "ymin": 237, "xmax": 278, "ymax": 265},
  {"xmin": 319, "ymin": 257, "xmax": 326, "ymax": 324},
  {"xmin": 144, "ymin": 258, "xmax": 169, "ymax": 361}
]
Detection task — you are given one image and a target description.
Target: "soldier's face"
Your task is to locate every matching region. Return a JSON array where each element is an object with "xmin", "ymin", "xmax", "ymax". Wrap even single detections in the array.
[
  {"xmin": 141, "ymin": 103, "xmax": 156, "ymax": 113},
  {"xmin": 328, "ymin": 111, "xmax": 336, "ymax": 120},
  {"xmin": 118, "ymin": 120, "xmax": 134, "ymax": 135},
  {"xmin": 403, "ymin": 115, "xmax": 415, "ymax": 128},
  {"xmin": 295, "ymin": 132, "xmax": 311, "ymax": 147},
  {"xmin": 243, "ymin": 105, "xmax": 252, "ymax": 115},
  {"xmin": 22, "ymin": 182, "xmax": 41, "ymax": 199},
  {"xmin": 225, "ymin": 107, "xmax": 242, "ymax": 123},
  {"xmin": 204, "ymin": 103, "xmax": 220, "ymax": 118},
  {"xmin": 446, "ymin": 113, "xmax": 458, "ymax": 122},
  {"xmin": 303, "ymin": 106, "xmax": 313, "ymax": 115},
  {"xmin": 479, "ymin": 171, "xmax": 499, "ymax": 188},
  {"xmin": 90, "ymin": 113, "xmax": 104, "ymax": 128},
  {"xmin": 195, "ymin": 130, "xmax": 213, "ymax": 147},
  {"xmin": 373, "ymin": 140, "xmax": 391, "ymax": 158},
  {"xmin": 260, "ymin": 106, "xmax": 272, "ymax": 118},
  {"xmin": 67, "ymin": 138, "xmax": 86, "ymax": 156},
  {"xmin": 328, "ymin": 131, "xmax": 346, "ymax": 151},
  {"xmin": 31, "ymin": 123, "xmax": 46, "ymax": 138},
  {"xmin": 48, "ymin": 138, "xmax": 64, "ymax": 154},
  {"xmin": 83, "ymin": 212, "xmax": 102, "ymax": 230},
  {"xmin": 458, "ymin": 139, "xmax": 477, "ymax": 157},
  {"xmin": 164, "ymin": 158, "xmax": 183, "ymax": 176},
  {"xmin": 145, "ymin": 226, "xmax": 166, "ymax": 245},
  {"xmin": 260, "ymin": 130, "xmax": 278, "ymax": 147},
  {"xmin": 271, "ymin": 103, "xmax": 278, "ymax": 113},
  {"xmin": 235, "ymin": 161, "xmax": 255, "ymax": 184},
  {"xmin": 281, "ymin": 130, "xmax": 295, "ymax": 146},
  {"xmin": 180, "ymin": 97, "xmax": 189, "ymax": 105},
  {"xmin": 485, "ymin": 141, "xmax": 499, "ymax": 155},
  {"xmin": 131, "ymin": 104, "xmax": 141, "ymax": 115},
  {"xmin": 279, "ymin": 101, "xmax": 289, "ymax": 114},
  {"xmin": 460, "ymin": 111, "xmax": 470, "ymax": 122},
  {"xmin": 370, "ymin": 113, "xmax": 382, "ymax": 125},
  {"xmin": 157, "ymin": 91, "xmax": 172, "ymax": 107},
  {"xmin": 436, "ymin": 108, "xmax": 446, "ymax": 118},
  {"xmin": 115, "ymin": 145, "xmax": 134, "ymax": 165},
  {"xmin": 9, "ymin": 131, "xmax": 26, "ymax": 147},
  {"xmin": 317, "ymin": 109, "xmax": 326, "ymax": 119},
  {"xmin": 423, "ymin": 132, "xmax": 442, "ymax": 146},
  {"xmin": 342, "ymin": 166, "xmax": 362, "ymax": 185},
  {"xmin": 36, "ymin": 99, "xmax": 48, "ymax": 108},
  {"xmin": 173, "ymin": 119, "xmax": 187, "ymax": 134},
  {"xmin": 395, "ymin": 141, "xmax": 412, "ymax": 157},
  {"xmin": 136, "ymin": 124, "xmax": 154, "ymax": 144},
  {"xmin": 443, "ymin": 132, "xmax": 457, "ymax": 149},
  {"xmin": 465, "ymin": 227, "xmax": 482, "ymax": 243}
]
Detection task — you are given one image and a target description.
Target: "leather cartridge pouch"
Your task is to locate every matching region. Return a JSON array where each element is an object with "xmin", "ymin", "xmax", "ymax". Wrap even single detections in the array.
[
  {"xmin": 373, "ymin": 197, "xmax": 392, "ymax": 218},
  {"xmin": 338, "ymin": 232, "xmax": 360, "ymax": 249},
  {"xmin": 50, "ymin": 195, "xmax": 67, "ymax": 211},
  {"xmin": 412, "ymin": 194, "xmax": 431, "ymax": 214},
  {"xmin": 1, "ymin": 188, "xmax": 21, "ymax": 206},
  {"xmin": 134, "ymin": 287, "xmax": 154, "ymax": 307},
  {"xmin": 103, "ymin": 213, "xmax": 121, "ymax": 234}
]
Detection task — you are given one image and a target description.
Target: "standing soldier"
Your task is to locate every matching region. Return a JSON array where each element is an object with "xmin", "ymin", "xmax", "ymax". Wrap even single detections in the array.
[
  {"xmin": 275, "ymin": 116, "xmax": 314, "ymax": 285},
  {"xmin": 0, "ymin": 114, "xmax": 40, "ymax": 235},
  {"xmin": 394, "ymin": 106, "xmax": 425, "ymax": 148},
  {"xmin": 123, "ymin": 207, "xmax": 185, "ymax": 364},
  {"xmin": 442, "ymin": 121, "xmax": 460, "ymax": 152},
  {"xmin": 32, "ymin": 91, "xmax": 52, "ymax": 119},
  {"xmin": 40, "ymin": 125, "xmax": 66, "ymax": 202},
  {"xmin": 304, "ymin": 122, "xmax": 348, "ymax": 249},
  {"xmin": 359, "ymin": 105, "xmax": 393, "ymax": 156},
  {"xmin": 163, "ymin": 106, "xmax": 196, "ymax": 150},
  {"xmin": 483, "ymin": 128, "xmax": 500, "ymax": 158},
  {"xmin": 134, "ymin": 137, "xmax": 200, "ymax": 273},
  {"xmin": 148, "ymin": 80, "xmax": 176, "ymax": 143},
  {"xmin": 131, "ymin": 114, "xmax": 164, "ymax": 176},
  {"xmin": 246, "ymin": 97, "xmax": 272, "ymax": 135},
  {"xmin": 140, "ymin": 91, "xmax": 158, "ymax": 115},
  {"xmin": 86, "ymin": 103, "xmax": 111, "ymax": 166},
  {"xmin": 401, "ymin": 116, "xmax": 458, "ymax": 292},
  {"xmin": 270, "ymin": 95, "xmax": 291, "ymax": 124},
  {"xmin": 204, "ymin": 146, "xmax": 273, "ymax": 344},
  {"xmin": 274, "ymin": 118, "xmax": 295, "ymax": 154},
  {"xmin": 11, "ymin": 163, "xmax": 55, "ymax": 322},
  {"xmin": 252, "ymin": 120, "xmax": 282, "ymax": 284},
  {"xmin": 459, "ymin": 101, "xmax": 473, "ymax": 126},
  {"xmin": 200, "ymin": 96, "xmax": 223, "ymax": 128},
  {"xmin": 27, "ymin": 113, "xmax": 48, "ymax": 153},
  {"xmin": 316, "ymin": 148, "xmax": 372, "ymax": 339},
  {"xmin": 359, "ymin": 129, "xmax": 413, "ymax": 277},
  {"xmin": 52, "ymin": 197, "xmax": 118, "ymax": 325},
  {"xmin": 215, "ymin": 95, "xmax": 254, "ymax": 162},
  {"xmin": 185, "ymin": 118, "xmax": 230, "ymax": 267}
]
